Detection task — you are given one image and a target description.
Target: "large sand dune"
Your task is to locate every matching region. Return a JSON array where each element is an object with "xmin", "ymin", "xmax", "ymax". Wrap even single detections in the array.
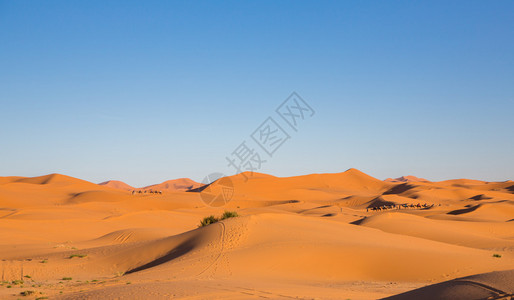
[{"xmin": 0, "ymin": 169, "xmax": 513, "ymax": 299}]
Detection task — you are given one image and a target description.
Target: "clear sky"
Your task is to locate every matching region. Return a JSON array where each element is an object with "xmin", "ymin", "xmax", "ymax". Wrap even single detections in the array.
[{"xmin": 1, "ymin": 1, "xmax": 513, "ymax": 187}]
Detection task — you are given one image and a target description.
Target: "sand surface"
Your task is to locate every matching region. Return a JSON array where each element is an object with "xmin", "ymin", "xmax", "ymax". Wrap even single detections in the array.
[{"xmin": 0, "ymin": 169, "xmax": 513, "ymax": 299}]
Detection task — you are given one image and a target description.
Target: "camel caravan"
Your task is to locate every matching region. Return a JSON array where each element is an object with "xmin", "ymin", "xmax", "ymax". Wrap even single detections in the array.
[
  {"xmin": 367, "ymin": 203, "xmax": 435, "ymax": 212},
  {"xmin": 131, "ymin": 190, "xmax": 163, "ymax": 195}
]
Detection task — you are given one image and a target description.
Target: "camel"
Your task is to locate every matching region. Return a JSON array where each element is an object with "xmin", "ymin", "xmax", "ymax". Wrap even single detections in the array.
[{"xmin": 367, "ymin": 203, "xmax": 436, "ymax": 213}]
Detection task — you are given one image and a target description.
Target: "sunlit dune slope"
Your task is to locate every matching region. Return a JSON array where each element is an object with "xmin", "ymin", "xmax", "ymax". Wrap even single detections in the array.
[
  {"xmin": 383, "ymin": 269, "xmax": 514, "ymax": 300},
  {"xmin": 98, "ymin": 180, "xmax": 134, "ymax": 191},
  {"xmin": 1, "ymin": 170, "xmax": 513, "ymax": 299}
]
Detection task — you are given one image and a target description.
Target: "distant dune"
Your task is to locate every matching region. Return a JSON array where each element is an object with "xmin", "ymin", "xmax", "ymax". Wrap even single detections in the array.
[
  {"xmin": 143, "ymin": 178, "xmax": 202, "ymax": 192},
  {"xmin": 385, "ymin": 175, "xmax": 429, "ymax": 182},
  {"xmin": 98, "ymin": 180, "xmax": 135, "ymax": 191},
  {"xmin": 98, "ymin": 178, "xmax": 202, "ymax": 192},
  {"xmin": 0, "ymin": 169, "xmax": 513, "ymax": 299},
  {"xmin": 15, "ymin": 173, "xmax": 95, "ymax": 186}
]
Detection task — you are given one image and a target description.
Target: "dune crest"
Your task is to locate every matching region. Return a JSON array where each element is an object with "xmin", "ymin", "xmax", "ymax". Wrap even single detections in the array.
[
  {"xmin": 98, "ymin": 180, "xmax": 135, "ymax": 191},
  {"xmin": 1, "ymin": 169, "xmax": 513, "ymax": 299},
  {"xmin": 143, "ymin": 178, "xmax": 202, "ymax": 192},
  {"xmin": 385, "ymin": 175, "xmax": 429, "ymax": 182},
  {"xmin": 98, "ymin": 178, "xmax": 202, "ymax": 192},
  {"xmin": 14, "ymin": 173, "xmax": 94, "ymax": 186}
]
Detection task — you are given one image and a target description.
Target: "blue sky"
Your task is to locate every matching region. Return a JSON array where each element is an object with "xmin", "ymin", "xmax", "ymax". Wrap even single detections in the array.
[{"xmin": 1, "ymin": 1, "xmax": 513, "ymax": 186}]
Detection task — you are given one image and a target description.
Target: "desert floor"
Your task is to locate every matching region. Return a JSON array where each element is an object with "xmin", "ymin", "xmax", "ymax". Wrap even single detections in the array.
[{"xmin": 0, "ymin": 169, "xmax": 513, "ymax": 299}]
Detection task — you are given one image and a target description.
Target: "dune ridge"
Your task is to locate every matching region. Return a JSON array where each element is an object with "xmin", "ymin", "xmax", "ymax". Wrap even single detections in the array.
[
  {"xmin": 385, "ymin": 175, "xmax": 429, "ymax": 183},
  {"xmin": 99, "ymin": 178, "xmax": 202, "ymax": 192},
  {"xmin": 0, "ymin": 169, "xmax": 513, "ymax": 299},
  {"xmin": 98, "ymin": 180, "xmax": 134, "ymax": 191}
]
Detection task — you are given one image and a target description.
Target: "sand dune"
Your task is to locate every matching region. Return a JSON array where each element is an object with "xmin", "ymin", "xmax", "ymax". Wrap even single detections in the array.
[
  {"xmin": 99, "ymin": 178, "xmax": 202, "ymax": 192},
  {"xmin": 383, "ymin": 269, "xmax": 514, "ymax": 300},
  {"xmin": 0, "ymin": 170, "xmax": 513, "ymax": 299},
  {"xmin": 98, "ymin": 180, "xmax": 134, "ymax": 191},
  {"xmin": 203, "ymin": 168, "xmax": 393, "ymax": 203},
  {"xmin": 356, "ymin": 212, "xmax": 514, "ymax": 249},
  {"xmin": 446, "ymin": 201, "xmax": 514, "ymax": 222},
  {"xmin": 385, "ymin": 175, "xmax": 429, "ymax": 183},
  {"xmin": 143, "ymin": 178, "xmax": 202, "ymax": 192}
]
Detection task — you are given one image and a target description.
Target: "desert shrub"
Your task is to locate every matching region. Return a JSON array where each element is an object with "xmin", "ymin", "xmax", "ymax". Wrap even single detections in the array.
[
  {"xmin": 69, "ymin": 254, "xmax": 87, "ymax": 259},
  {"xmin": 221, "ymin": 211, "xmax": 238, "ymax": 220},
  {"xmin": 62, "ymin": 277, "xmax": 72, "ymax": 280},
  {"xmin": 493, "ymin": 253, "xmax": 502, "ymax": 258},
  {"xmin": 199, "ymin": 211, "xmax": 239, "ymax": 227},
  {"xmin": 199, "ymin": 215, "xmax": 219, "ymax": 227},
  {"xmin": 20, "ymin": 290, "xmax": 35, "ymax": 296}
]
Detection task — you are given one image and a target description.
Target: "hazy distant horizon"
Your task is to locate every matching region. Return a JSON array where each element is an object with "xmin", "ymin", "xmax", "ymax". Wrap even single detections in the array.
[{"xmin": 4, "ymin": 168, "xmax": 512, "ymax": 190}]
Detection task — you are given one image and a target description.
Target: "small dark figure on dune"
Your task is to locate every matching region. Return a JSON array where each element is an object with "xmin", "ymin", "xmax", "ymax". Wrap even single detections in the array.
[{"xmin": 368, "ymin": 203, "xmax": 433, "ymax": 212}]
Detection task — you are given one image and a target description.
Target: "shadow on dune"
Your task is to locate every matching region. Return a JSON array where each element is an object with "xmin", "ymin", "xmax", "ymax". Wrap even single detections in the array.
[
  {"xmin": 382, "ymin": 269, "xmax": 514, "ymax": 300},
  {"xmin": 350, "ymin": 217, "xmax": 366, "ymax": 225},
  {"xmin": 367, "ymin": 196, "xmax": 396, "ymax": 208},
  {"xmin": 125, "ymin": 239, "xmax": 196, "ymax": 274},
  {"xmin": 447, "ymin": 204, "xmax": 481, "ymax": 215},
  {"xmin": 448, "ymin": 200, "xmax": 512, "ymax": 216},
  {"xmin": 321, "ymin": 213, "xmax": 336, "ymax": 217},
  {"xmin": 383, "ymin": 183, "xmax": 415, "ymax": 195},
  {"xmin": 469, "ymin": 194, "xmax": 493, "ymax": 201},
  {"xmin": 187, "ymin": 184, "xmax": 209, "ymax": 193}
]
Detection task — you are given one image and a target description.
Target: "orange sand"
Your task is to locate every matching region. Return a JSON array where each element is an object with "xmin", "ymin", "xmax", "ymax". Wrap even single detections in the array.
[{"xmin": 0, "ymin": 169, "xmax": 513, "ymax": 299}]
